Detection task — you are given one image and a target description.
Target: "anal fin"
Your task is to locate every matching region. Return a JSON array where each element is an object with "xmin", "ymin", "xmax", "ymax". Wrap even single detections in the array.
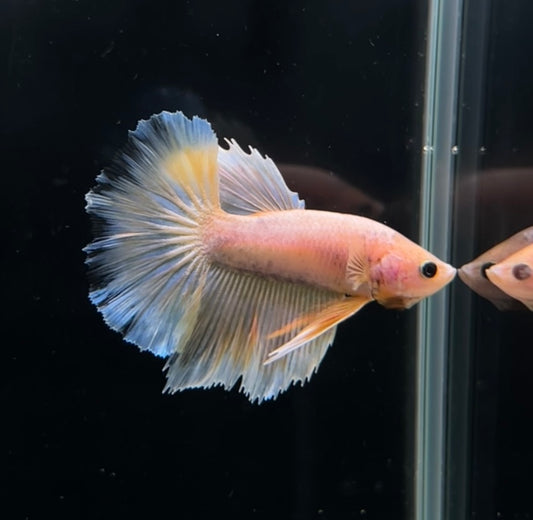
[{"xmin": 163, "ymin": 264, "xmax": 359, "ymax": 402}]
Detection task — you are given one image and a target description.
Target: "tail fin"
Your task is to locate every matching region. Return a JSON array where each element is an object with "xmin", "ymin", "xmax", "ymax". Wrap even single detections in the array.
[{"xmin": 84, "ymin": 111, "xmax": 219, "ymax": 357}]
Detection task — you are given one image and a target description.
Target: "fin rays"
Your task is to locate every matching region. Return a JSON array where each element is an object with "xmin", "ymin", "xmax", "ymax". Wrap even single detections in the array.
[
  {"xmin": 218, "ymin": 139, "xmax": 304, "ymax": 214},
  {"xmin": 85, "ymin": 112, "xmax": 218, "ymax": 357},
  {"xmin": 164, "ymin": 264, "xmax": 343, "ymax": 402}
]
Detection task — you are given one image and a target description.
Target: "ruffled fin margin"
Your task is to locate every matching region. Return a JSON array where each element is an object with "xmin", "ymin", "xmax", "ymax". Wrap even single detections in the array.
[
  {"xmin": 218, "ymin": 138, "xmax": 304, "ymax": 214},
  {"xmin": 163, "ymin": 265, "xmax": 348, "ymax": 402}
]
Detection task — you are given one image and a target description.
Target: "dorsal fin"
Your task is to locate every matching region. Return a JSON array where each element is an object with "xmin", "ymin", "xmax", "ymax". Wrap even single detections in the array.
[{"xmin": 218, "ymin": 139, "xmax": 304, "ymax": 214}]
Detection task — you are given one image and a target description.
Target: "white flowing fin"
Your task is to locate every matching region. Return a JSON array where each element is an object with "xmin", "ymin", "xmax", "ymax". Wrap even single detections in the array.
[
  {"xmin": 163, "ymin": 264, "xmax": 350, "ymax": 403},
  {"xmin": 84, "ymin": 111, "xmax": 219, "ymax": 357},
  {"xmin": 218, "ymin": 139, "xmax": 304, "ymax": 214}
]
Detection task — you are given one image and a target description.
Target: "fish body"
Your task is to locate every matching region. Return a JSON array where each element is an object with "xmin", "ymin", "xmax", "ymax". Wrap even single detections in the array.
[
  {"xmin": 206, "ymin": 208, "xmax": 453, "ymax": 308},
  {"xmin": 486, "ymin": 243, "xmax": 533, "ymax": 311},
  {"xmin": 85, "ymin": 111, "xmax": 455, "ymax": 402},
  {"xmin": 458, "ymin": 227, "xmax": 533, "ymax": 310}
]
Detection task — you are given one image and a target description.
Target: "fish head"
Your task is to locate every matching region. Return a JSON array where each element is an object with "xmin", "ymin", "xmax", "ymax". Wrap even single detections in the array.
[
  {"xmin": 370, "ymin": 241, "xmax": 456, "ymax": 309},
  {"xmin": 458, "ymin": 259, "xmax": 521, "ymax": 310},
  {"xmin": 485, "ymin": 244, "xmax": 533, "ymax": 306}
]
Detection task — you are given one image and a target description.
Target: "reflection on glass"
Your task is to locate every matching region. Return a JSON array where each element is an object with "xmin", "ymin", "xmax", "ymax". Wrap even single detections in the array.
[
  {"xmin": 459, "ymin": 226, "xmax": 533, "ymax": 310},
  {"xmin": 448, "ymin": 0, "xmax": 533, "ymax": 519}
]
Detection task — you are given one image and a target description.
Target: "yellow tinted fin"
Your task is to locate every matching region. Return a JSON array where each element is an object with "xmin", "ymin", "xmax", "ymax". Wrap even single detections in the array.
[
  {"xmin": 264, "ymin": 296, "xmax": 370, "ymax": 364},
  {"xmin": 163, "ymin": 264, "xmax": 345, "ymax": 402},
  {"xmin": 84, "ymin": 111, "xmax": 219, "ymax": 357}
]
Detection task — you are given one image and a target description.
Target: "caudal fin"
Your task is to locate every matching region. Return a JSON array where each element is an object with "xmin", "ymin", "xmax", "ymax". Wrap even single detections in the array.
[{"xmin": 85, "ymin": 111, "xmax": 219, "ymax": 357}]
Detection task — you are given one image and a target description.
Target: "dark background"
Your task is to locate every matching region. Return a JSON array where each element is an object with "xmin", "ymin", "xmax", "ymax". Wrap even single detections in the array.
[{"xmin": 2, "ymin": 1, "xmax": 427, "ymax": 519}]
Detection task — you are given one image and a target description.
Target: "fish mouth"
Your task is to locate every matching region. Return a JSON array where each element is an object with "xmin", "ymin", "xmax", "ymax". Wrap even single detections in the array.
[
  {"xmin": 443, "ymin": 264, "xmax": 458, "ymax": 284},
  {"xmin": 485, "ymin": 264, "xmax": 505, "ymax": 286},
  {"xmin": 458, "ymin": 265, "xmax": 472, "ymax": 283},
  {"xmin": 458, "ymin": 263, "xmax": 481, "ymax": 284}
]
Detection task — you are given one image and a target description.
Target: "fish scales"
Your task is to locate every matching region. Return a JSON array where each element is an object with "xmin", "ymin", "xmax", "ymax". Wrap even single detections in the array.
[{"xmin": 205, "ymin": 209, "xmax": 388, "ymax": 296}]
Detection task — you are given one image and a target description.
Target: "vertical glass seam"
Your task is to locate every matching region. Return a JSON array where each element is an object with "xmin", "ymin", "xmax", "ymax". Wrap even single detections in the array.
[{"xmin": 416, "ymin": 1, "xmax": 463, "ymax": 519}]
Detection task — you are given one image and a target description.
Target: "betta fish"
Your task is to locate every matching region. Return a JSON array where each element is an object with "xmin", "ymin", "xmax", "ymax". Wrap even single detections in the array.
[
  {"xmin": 458, "ymin": 227, "xmax": 533, "ymax": 311},
  {"xmin": 485, "ymin": 243, "xmax": 533, "ymax": 311},
  {"xmin": 84, "ymin": 111, "xmax": 455, "ymax": 402}
]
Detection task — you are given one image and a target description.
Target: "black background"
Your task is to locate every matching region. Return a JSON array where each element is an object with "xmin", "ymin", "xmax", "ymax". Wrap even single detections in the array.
[{"xmin": 3, "ymin": 1, "xmax": 425, "ymax": 519}]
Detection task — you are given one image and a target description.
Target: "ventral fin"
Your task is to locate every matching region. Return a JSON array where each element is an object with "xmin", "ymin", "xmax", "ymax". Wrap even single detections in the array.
[
  {"xmin": 264, "ymin": 296, "xmax": 370, "ymax": 364},
  {"xmin": 217, "ymin": 139, "xmax": 304, "ymax": 214}
]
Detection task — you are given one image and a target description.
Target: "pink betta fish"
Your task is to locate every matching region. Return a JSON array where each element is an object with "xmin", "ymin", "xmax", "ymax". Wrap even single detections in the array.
[
  {"xmin": 85, "ymin": 111, "xmax": 455, "ymax": 402},
  {"xmin": 485, "ymin": 243, "xmax": 533, "ymax": 311}
]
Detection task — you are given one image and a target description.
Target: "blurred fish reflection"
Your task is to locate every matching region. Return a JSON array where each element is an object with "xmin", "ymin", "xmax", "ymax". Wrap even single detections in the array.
[
  {"xmin": 278, "ymin": 163, "xmax": 384, "ymax": 218},
  {"xmin": 456, "ymin": 168, "xmax": 533, "ymax": 241},
  {"xmin": 459, "ymin": 227, "xmax": 533, "ymax": 310},
  {"xmin": 486, "ymin": 243, "xmax": 533, "ymax": 311}
]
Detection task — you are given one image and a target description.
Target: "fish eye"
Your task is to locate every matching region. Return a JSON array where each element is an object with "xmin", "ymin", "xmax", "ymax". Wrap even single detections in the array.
[
  {"xmin": 512, "ymin": 263, "xmax": 531, "ymax": 280},
  {"xmin": 420, "ymin": 261, "xmax": 437, "ymax": 278},
  {"xmin": 480, "ymin": 262, "xmax": 495, "ymax": 279}
]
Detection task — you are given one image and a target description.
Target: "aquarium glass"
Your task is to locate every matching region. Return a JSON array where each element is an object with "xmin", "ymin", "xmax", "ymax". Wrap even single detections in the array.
[{"xmin": 445, "ymin": 0, "xmax": 533, "ymax": 519}]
